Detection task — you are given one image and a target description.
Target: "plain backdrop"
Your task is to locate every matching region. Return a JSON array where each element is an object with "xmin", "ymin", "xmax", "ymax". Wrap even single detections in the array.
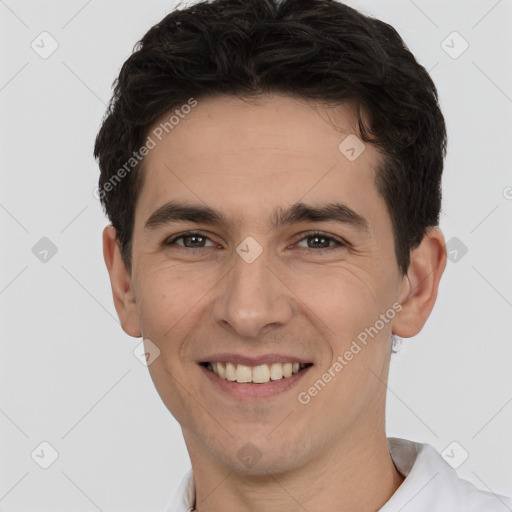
[{"xmin": 1, "ymin": 0, "xmax": 511, "ymax": 510}]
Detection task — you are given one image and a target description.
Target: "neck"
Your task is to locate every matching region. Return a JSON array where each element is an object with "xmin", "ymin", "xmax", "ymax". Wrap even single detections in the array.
[{"xmin": 186, "ymin": 429, "xmax": 405, "ymax": 512}]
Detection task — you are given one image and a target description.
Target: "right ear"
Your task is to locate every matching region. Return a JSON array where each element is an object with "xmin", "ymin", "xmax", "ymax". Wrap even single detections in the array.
[{"xmin": 102, "ymin": 225, "xmax": 141, "ymax": 338}]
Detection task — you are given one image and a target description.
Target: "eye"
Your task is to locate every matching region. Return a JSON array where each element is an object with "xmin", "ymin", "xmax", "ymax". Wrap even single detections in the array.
[
  {"xmin": 163, "ymin": 230, "xmax": 347, "ymax": 253},
  {"xmin": 164, "ymin": 231, "xmax": 216, "ymax": 249},
  {"xmin": 294, "ymin": 231, "xmax": 346, "ymax": 252}
]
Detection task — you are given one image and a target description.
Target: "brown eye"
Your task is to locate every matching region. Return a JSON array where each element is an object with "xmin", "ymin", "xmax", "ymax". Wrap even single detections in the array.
[
  {"xmin": 165, "ymin": 231, "xmax": 216, "ymax": 249},
  {"xmin": 295, "ymin": 231, "xmax": 346, "ymax": 251}
]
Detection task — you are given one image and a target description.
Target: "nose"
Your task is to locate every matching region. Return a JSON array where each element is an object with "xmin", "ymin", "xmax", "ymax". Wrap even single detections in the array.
[{"xmin": 212, "ymin": 245, "xmax": 294, "ymax": 339}]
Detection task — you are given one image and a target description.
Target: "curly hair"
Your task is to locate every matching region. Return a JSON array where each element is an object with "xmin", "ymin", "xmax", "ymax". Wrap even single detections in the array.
[{"xmin": 94, "ymin": 0, "xmax": 447, "ymax": 275}]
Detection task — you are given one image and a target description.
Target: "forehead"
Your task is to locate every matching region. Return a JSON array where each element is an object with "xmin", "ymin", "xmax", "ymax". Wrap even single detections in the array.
[{"xmin": 136, "ymin": 94, "xmax": 387, "ymax": 230}]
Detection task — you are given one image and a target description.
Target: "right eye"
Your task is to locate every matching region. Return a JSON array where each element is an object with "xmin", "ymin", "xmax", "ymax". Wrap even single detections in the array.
[{"xmin": 164, "ymin": 231, "xmax": 217, "ymax": 249}]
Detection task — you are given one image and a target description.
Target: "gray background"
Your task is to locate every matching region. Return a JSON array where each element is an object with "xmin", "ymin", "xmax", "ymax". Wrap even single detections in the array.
[{"xmin": 1, "ymin": 0, "xmax": 511, "ymax": 510}]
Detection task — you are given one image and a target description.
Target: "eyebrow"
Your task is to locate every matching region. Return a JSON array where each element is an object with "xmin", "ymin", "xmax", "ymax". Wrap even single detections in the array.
[{"xmin": 144, "ymin": 201, "xmax": 369, "ymax": 233}]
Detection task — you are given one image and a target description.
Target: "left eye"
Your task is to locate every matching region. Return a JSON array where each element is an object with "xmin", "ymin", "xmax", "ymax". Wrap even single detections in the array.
[
  {"xmin": 164, "ymin": 231, "xmax": 345, "ymax": 251},
  {"xmin": 295, "ymin": 232, "xmax": 344, "ymax": 250}
]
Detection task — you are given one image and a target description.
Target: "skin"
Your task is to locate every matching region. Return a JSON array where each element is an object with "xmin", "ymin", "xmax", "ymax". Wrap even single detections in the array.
[{"xmin": 103, "ymin": 93, "xmax": 446, "ymax": 512}]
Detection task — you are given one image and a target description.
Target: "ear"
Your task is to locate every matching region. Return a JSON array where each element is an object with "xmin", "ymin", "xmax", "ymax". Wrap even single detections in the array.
[
  {"xmin": 102, "ymin": 225, "xmax": 141, "ymax": 338},
  {"xmin": 392, "ymin": 227, "xmax": 447, "ymax": 338}
]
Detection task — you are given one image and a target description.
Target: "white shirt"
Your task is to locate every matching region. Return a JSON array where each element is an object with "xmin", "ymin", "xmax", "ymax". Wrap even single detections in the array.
[{"xmin": 164, "ymin": 437, "xmax": 512, "ymax": 511}]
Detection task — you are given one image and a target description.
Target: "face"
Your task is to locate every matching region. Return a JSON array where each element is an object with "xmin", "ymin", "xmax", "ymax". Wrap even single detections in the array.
[{"xmin": 104, "ymin": 94, "xmax": 444, "ymax": 475}]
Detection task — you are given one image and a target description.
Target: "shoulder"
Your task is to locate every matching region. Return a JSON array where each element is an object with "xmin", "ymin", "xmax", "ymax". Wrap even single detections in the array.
[
  {"xmin": 449, "ymin": 474, "xmax": 512, "ymax": 511},
  {"xmin": 384, "ymin": 438, "xmax": 512, "ymax": 511}
]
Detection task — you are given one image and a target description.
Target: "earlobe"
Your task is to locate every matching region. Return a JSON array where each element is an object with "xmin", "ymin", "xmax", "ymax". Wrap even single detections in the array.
[
  {"xmin": 102, "ymin": 225, "xmax": 142, "ymax": 338},
  {"xmin": 392, "ymin": 227, "xmax": 447, "ymax": 338}
]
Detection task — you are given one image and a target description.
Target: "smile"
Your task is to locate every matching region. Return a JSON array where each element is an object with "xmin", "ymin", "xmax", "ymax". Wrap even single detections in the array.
[{"xmin": 201, "ymin": 361, "xmax": 312, "ymax": 384}]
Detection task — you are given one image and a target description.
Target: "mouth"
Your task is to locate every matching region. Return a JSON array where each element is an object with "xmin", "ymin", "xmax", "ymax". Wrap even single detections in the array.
[{"xmin": 199, "ymin": 361, "xmax": 313, "ymax": 384}]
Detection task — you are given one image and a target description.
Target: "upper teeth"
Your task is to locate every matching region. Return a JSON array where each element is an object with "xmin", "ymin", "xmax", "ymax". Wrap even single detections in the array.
[{"xmin": 207, "ymin": 362, "xmax": 307, "ymax": 383}]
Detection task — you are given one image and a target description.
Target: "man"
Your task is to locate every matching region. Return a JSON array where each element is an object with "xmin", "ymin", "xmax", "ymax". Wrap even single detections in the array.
[{"xmin": 94, "ymin": 0, "xmax": 512, "ymax": 510}]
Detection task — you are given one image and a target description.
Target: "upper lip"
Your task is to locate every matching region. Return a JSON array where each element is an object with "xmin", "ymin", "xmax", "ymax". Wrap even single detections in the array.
[{"xmin": 198, "ymin": 353, "xmax": 313, "ymax": 366}]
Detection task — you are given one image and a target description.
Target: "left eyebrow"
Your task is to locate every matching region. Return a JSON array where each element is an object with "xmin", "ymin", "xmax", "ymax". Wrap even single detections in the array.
[
  {"xmin": 271, "ymin": 202, "xmax": 369, "ymax": 232},
  {"xmin": 144, "ymin": 200, "xmax": 369, "ymax": 233}
]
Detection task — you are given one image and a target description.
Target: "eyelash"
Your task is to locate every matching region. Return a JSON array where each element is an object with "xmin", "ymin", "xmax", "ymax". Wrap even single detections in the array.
[{"xmin": 164, "ymin": 230, "xmax": 347, "ymax": 254}]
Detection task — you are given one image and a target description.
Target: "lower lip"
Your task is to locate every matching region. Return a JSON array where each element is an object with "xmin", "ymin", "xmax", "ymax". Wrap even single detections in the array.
[{"xmin": 199, "ymin": 364, "xmax": 312, "ymax": 400}]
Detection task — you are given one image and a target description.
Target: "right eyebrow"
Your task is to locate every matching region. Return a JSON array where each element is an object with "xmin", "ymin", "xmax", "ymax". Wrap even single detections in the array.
[{"xmin": 144, "ymin": 202, "xmax": 228, "ymax": 231}]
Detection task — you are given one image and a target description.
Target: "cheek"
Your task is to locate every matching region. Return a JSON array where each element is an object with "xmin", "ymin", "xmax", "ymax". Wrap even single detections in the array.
[
  {"xmin": 134, "ymin": 267, "xmax": 212, "ymax": 428},
  {"xmin": 288, "ymin": 262, "xmax": 390, "ymax": 336},
  {"xmin": 295, "ymin": 266, "xmax": 393, "ymax": 418},
  {"xmin": 134, "ymin": 264, "xmax": 208, "ymax": 348}
]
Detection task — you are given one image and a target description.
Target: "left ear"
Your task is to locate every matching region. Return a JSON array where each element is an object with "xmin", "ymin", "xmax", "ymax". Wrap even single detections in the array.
[{"xmin": 392, "ymin": 227, "xmax": 447, "ymax": 338}]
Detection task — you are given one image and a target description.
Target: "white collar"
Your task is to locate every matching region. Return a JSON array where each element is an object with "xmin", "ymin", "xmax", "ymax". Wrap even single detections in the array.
[{"xmin": 164, "ymin": 437, "xmax": 512, "ymax": 512}]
